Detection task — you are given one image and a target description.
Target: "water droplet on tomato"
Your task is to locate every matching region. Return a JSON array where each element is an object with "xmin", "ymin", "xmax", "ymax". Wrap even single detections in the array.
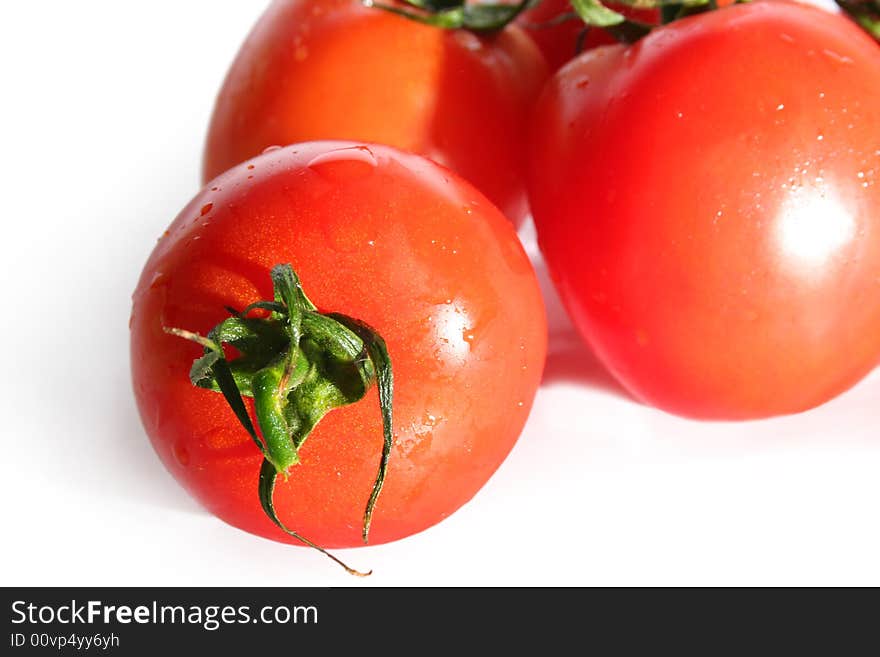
[
  {"xmin": 173, "ymin": 442, "xmax": 190, "ymax": 467},
  {"xmin": 822, "ymin": 49, "xmax": 853, "ymax": 65},
  {"xmin": 200, "ymin": 426, "xmax": 237, "ymax": 450},
  {"xmin": 431, "ymin": 302, "xmax": 472, "ymax": 366},
  {"xmin": 262, "ymin": 145, "xmax": 283, "ymax": 154},
  {"xmin": 149, "ymin": 272, "xmax": 168, "ymax": 290},
  {"xmin": 307, "ymin": 146, "xmax": 377, "ymax": 181}
]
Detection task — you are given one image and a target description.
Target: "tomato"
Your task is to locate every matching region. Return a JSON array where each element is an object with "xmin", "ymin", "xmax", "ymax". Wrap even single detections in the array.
[
  {"xmin": 131, "ymin": 142, "xmax": 546, "ymax": 551},
  {"xmin": 202, "ymin": 0, "xmax": 548, "ymax": 225},
  {"xmin": 517, "ymin": 0, "xmax": 659, "ymax": 71},
  {"xmin": 528, "ymin": 2, "xmax": 880, "ymax": 419}
]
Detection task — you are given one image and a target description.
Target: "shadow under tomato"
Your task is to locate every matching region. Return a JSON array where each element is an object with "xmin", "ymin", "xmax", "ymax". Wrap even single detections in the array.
[
  {"xmin": 47, "ymin": 255, "xmax": 208, "ymax": 516},
  {"xmin": 528, "ymin": 238, "xmax": 633, "ymax": 400},
  {"xmin": 542, "ymin": 336, "xmax": 631, "ymax": 399},
  {"xmin": 110, "ymin": 382, "xmax": 207, "ymax": 516}
]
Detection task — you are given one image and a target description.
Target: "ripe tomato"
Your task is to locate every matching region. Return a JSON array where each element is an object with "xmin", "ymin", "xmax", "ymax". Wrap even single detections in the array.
[
  {"xmin": 203, "ymin": 0, "xmax": 548, "ymax": 225},
  {"xmin": 131, "ymin": 142, "xmax": 546, "ymax": 551},
  {"xmin": 528, "ymin": 2, "xmax": 880, "ymax": 419},
  {"xmin": 517, "ymin": 0, "xmax": 659, "ymax": 71}
]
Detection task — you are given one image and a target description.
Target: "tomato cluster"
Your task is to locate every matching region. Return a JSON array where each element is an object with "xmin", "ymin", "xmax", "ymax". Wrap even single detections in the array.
[
  {"xmin": 530, "ymin": 2, "xmax": 880, "ymax": 418},
  {"xmin": 131, "ymin": 0, "xmax": 880, "ymax": 571}
]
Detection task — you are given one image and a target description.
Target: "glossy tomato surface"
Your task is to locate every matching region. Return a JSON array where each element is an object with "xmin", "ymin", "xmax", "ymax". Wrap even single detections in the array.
[
  {"xmin": 517, "ymin": 0, "xmax": 659, "ymax": 71},
  {"xmin": 529, "ymin": 2, "xmax": 880, "ymax": 419},
  {"xmin": 203, "ymin": 0, "xmax": 548, "ymax": 225},
  {"xmin": 132, "ymin": 142, "xmax": 546, "ymax": 547}
]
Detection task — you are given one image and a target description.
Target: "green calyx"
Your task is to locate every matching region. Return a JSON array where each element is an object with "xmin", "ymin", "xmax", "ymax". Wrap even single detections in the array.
[
  {"xmin": 165, "ymin": 264, "xmax": 393, "ymax": 577},
  {"xmin": 363, "ymin": 0, "xmax": 534, "ymax": 33},
  {"xmin": 369, "ymin": 0, "xmax": 880, "ymax": 44},
  {"xmin": 567, "ymin": 0, "xmax": 726, "ymax": 45},
  {"xmin": 836, "ymin": 0, "xmax": 880, "ymax": 41},
  {"xmin": 362, "ymin": 0, "xmax": 714, "ymax": 42},
  {"xmin": 528, "ymin": 0, "xmax": 880, "ymax": 47}
]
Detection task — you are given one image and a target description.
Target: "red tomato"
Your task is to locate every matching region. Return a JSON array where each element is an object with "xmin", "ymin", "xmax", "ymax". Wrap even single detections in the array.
[
  {"xmin": 528, "ymin": 2, "xmax": 880, "ymax": 419},
  {"xmin": 131, "ymin": 142, "xmax": 546, "ymax": 549},
  {"xmin": 517, "ymin": 0, "xmax": 659, "ymax": 71},
  {"xmin": 203, "ymin": 0, "xmax": 548, "ymax": 225}
]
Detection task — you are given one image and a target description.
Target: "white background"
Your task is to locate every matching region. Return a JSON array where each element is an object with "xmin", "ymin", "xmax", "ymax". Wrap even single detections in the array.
[{"xmin": 2, "ymin": 0, "xmax": 878, "ymax": 587}]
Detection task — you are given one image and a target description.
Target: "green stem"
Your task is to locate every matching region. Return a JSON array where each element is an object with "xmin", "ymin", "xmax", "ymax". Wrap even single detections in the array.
[
  {"xmin": 365, "ymin": 0, "xmax": 533, "ymax": 33},
  {"xmin": 605, "ymin": 19, "xmax": 653, "ymax": 43}
]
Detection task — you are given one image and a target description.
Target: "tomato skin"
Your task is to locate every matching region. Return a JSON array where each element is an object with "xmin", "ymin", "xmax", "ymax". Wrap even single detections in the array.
[
  {"xmin": 203, "ymin": 0, "xmax": 548, "ymax": 225},
  {"xmin": 517, "ymin": 0, "xmax": 659, "ymax": 71},
  {"xmin": 131, "ymin": 142, "xmax": 546, "ymax": 548},
  {"xmin": 528, "ymin": 2, "xmax": 880, "ymax": 419}
]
